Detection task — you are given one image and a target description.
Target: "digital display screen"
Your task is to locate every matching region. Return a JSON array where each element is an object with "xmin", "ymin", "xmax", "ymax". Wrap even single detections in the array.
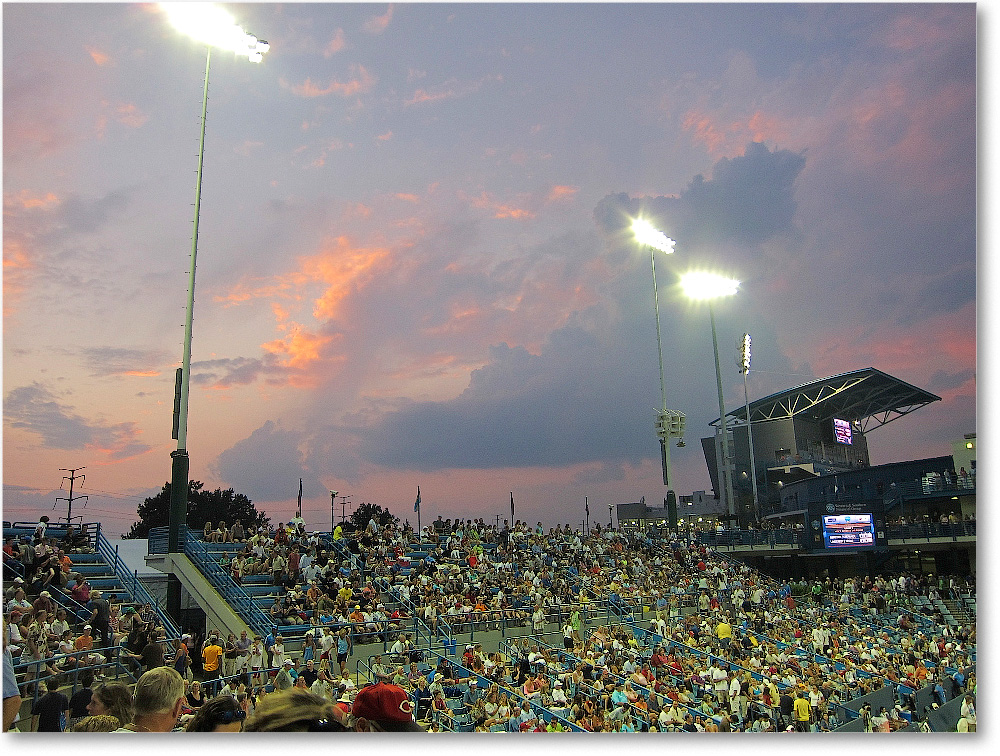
[
  {"xmin": 833, "ymin": 418, "xmax": 853, "ymax": 445},
  {"xmin": 822, "ymin": 513, "xmax": 875, "ymax": 549}
]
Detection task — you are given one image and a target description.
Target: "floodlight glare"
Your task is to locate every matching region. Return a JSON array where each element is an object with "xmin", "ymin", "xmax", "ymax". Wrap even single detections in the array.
[
  {"xmin": 680, "ymin": 271, "xmax": 740, "ymax": 300},
  {"xmin": 161, "ymin": 3, "xmax": 269, "ymax": 61},
  {"xmin": 632, "ymin": 219, "xmax": 676, "ymax": 254}
]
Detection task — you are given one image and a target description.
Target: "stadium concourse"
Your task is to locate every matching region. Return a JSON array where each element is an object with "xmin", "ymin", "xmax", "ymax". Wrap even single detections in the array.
[{"xmin": 3, "ymin": 515, "xmax": 975, "ymax": 733}]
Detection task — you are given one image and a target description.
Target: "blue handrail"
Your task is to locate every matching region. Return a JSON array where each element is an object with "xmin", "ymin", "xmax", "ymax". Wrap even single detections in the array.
[{"xmin": 95, "ymin": 529, "xmax": 181, "ymax": 638}]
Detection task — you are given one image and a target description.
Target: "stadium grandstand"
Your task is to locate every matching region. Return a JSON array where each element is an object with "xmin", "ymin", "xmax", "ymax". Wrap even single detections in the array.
[{"xmin": 3, "ymin": 370, "xmax": 975, "ymax": 733}]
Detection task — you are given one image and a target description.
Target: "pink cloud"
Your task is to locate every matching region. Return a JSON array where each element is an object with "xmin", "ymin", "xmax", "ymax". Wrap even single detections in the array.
[
  {"xmin": 10, "ymin": 190, "xmax": 59, "ymax": 210},
  {"xmin": 323, "ymin": 28, "xmax": 346, "ymax": 57},
  {"xmin": 376, "ymin": 131, "xmax": 393, "ymax": 142},
  {"xmin": 404, "ymin": 87, "xmax": 456, "ymax": 107},
  {"xmin": 782, "ymin": 302, "xmax": 975, "ymax": 392},
  {"xmin": 85, "ymin": 46, "xmax": 111, "ymax": 66},
  {"xmin": 682, "ymin": 107, "xmax": 788, "ymax": 159},
  {"xmin": 2, "ymin": 237, "xmax": 33, "ymax": 319},
  {"xmin": 288, "ymin": 65, "xmax": 376, "ymax": 98},
  {"xmin": 883, "ymin": 7, "xmax": 960, "ymax": 51},
  {"xmin": 466, "ymin": 191, "xmax": 537, "ymax": 220},
  {"xmin": 115, "ymin": 103, "xmax": 148, "ymax": 128},
  {"xmin": 546, "ymin": 185, "xmax": 578, "ymax": 203},
  {"xmin": 404, "ymin": 75, "xmax": 501, "ymax": 108},
  {"xmin": 363, "ymin": 5, "xmax": 394, "ymax": 34}
]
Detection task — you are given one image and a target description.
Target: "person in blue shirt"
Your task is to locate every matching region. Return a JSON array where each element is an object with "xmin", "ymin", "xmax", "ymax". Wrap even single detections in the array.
[
  {"xmin": 3, "ymin": 645, "xmax": 23, "ymax": 732},
  {"xmin": 336, "ymin": 628, "xmax": 352, "ymax": 677},
  {"xmin": 463, "ymin": 679, "xmax": 483, "ymax": 707},
  {"xmin": 263, "ymin": 629, "xmax": 276, "ymax": 669}
]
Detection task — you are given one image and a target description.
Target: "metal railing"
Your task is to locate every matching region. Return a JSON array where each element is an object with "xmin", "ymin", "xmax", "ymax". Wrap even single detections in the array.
[
  {"xmin": 95, "ymin": 528, "xmax": 180, "ymax": 639},
  {"xmin": 182, "ymin": 530, "xmax": 275, "ymax": 637}
]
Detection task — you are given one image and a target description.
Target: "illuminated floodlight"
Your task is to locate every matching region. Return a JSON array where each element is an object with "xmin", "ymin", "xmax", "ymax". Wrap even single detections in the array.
[
  {"xmin": 161, "ymin": 3, "xmax": 269, "ymax": 61},
  {"xmin": 631, "ymin": 218, "xmax": 675, "ymax": 254},
  {"xmin": 680, "ymin": 271, "xmax": 740, "ymax": 301}
]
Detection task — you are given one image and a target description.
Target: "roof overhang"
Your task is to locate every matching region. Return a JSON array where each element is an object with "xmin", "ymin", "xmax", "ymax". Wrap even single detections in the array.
[{"xmin": 713, "ymin": 367, "xmax": 940, "ymax": 434}]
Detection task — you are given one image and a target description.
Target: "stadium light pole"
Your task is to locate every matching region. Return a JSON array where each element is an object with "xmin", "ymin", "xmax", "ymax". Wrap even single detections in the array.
[
  {"xmin": 738, "ymin": 333, "xmax": 761, "ymax": 522},
  {"xmin": 681, "ymin": 271, "xmax": 740, "ymax": 523},
  {"xmin": 160, "ymin": 4, "xmax": 269, "ymax": 598},
  {"xmin": 631, "ymin": 219, "xmax": 686, "ymax": 491}
]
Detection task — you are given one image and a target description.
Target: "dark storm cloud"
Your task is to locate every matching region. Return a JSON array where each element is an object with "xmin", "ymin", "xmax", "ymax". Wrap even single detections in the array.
[
  {"xmin": 357, "ymin": 324, "xmax": 656, "ymax": 471},
  {"xmin": 213, "ymin": 420, "xmax": 325, "ymax": 503},
  {"xmin": 350, "ymin": 144, "xmax": 812, "ymax": 475},
  {"xmin": 593, "ymin": 141, "xmax": 805, "ymax": 248},
  {"xmin": 926, "ymin": 368, "xmax": 975, "ymax": 394}
]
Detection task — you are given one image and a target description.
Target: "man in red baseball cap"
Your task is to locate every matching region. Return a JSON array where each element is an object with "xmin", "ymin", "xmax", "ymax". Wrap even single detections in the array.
[{"xmin": 349, "ymin": 683, "xmax": 426, "ymax": 732}]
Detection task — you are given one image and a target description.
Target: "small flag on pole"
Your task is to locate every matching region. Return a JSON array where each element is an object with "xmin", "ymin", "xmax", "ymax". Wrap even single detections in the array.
[{"xmin": 414, "ymin": 486, "xmax": 421, "ymax": 512}]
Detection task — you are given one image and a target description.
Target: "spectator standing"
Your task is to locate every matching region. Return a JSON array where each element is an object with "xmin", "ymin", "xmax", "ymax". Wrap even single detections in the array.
[
  {"xmin": 3, "ymin": 641, "xmax": 23, "ymax": 732},
  {"xmin": 203, "ymin": 634, "xmax": 224, "ymax": 682},
  {"xmin": 30, "ymin": 677, "xmax": 69, "ymax": 732},
  {"xmin": 87, "ymin": 590, "xmax": 112, "ymax": 647},
  {"xmin": 793, "ymin": 690, "xmax": 812, "ymax": 732}
]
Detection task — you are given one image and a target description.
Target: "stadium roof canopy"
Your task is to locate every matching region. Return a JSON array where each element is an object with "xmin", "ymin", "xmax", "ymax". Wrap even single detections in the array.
[{"xmin": 712, "ymin": 367, "xmax": 941, "ymax": 434}]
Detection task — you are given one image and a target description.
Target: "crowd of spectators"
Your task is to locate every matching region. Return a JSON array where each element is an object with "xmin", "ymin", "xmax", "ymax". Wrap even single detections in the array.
[{"xmin": 3, "ymin": 512, "xmax": 976, "ymax": 733}]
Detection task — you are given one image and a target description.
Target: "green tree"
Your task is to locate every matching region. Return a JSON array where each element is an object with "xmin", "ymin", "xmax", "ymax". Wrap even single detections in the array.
[
  {"xmin": 348, "ymin": 502, "xmax": 399, "ymax": 532},
  {"xmin": 122, "ymin": 480, "xmax": 270, "ymax": 539}
]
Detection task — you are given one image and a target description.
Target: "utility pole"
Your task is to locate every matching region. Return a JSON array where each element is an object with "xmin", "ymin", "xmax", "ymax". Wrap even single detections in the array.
[
  {"xmin": 56, "ymin": 467, "xmax": 87, "ymax": 524},
  {"xmin": 335, "ymin": 493, "xmax": 353, "ymax": 525},
  {"xmin": 330, "ymin": 491, "xmax": 338, "ymax": 533}
]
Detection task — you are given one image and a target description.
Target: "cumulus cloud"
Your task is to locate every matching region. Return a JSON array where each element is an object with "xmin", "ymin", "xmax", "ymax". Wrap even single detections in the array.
[
  {"xmin": 4, "ymin": 382, "xmax": 152, "ymax": 459},
  {"xmin": 213, "ymin": 420, "xmax": 325, "ymax": 503},
  {"xmin": 593, "ymin": 141, "xmax": 805, "ymax": 250},
  {"xmin": 356, "ymin": 324, "xmax": 656, "ymax": 471}
]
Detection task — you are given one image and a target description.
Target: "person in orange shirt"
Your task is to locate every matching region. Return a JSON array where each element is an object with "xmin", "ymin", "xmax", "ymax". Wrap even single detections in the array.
[
  {"xmin": 73, "ymin": 625, "xmax": 105, "ymax": 667},
  {"xmin": 202, "ymin": 635, "xmax": 223, "ymax": 681},
  {"xmin": 74, "ymin": 626, "xmax": 94, "ymax": 652}
]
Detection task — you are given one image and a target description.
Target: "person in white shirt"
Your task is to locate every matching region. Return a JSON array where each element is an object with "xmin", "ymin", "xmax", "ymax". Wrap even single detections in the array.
[
  {"xmin": 248, "ymin": 637, "xmax": 264, "ymax": 682},
  {"xmin": 551, "ymin": 681, "xmax": 568, "ymax": 708},
  {"xmin": 728, "ymin": 674, "xmax": 742, "ymax": 716}
]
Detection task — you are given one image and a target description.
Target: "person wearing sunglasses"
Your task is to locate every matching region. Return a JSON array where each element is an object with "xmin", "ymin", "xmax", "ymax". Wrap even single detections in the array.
[{"xmin": 184, "ymin": 694, "xmax": 246, "ymax": 732}]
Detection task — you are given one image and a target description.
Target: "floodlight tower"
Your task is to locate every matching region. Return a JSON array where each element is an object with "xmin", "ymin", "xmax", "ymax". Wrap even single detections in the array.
[
  {"xmin": 631, "ymin": 219, "xmax": 687, "ymax": 491},
  {"xmin": 681, "ymin": 271, "xmax": 740, "ymax": 521},
  {"xmin": 160, "ymin": 3, "xmax": 269, "ymax": 618}
]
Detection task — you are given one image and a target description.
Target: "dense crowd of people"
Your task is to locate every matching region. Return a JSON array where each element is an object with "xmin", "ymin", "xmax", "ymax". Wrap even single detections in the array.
[{"xmin": 3, "ymin": 512, "xmax": 976, "ymax": 732}]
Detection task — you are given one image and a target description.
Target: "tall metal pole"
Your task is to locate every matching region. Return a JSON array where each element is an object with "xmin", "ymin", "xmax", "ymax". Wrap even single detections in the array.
[
  {"xmin": 168, "ymin": 46, "xmax": 211, "ymax": 554},
  {"xmin": 742, "ymin": 366, "xmax": 760, "ymax": 522},
  {"xmin": 649, "ymin": 246, "xmax": 674, "ymax": 490},
  {"xmin": 710, "ymin": 303, "xmax": 735, "ymax": 520},
  {"xmin": 167, "ymin": 47, "xmax": 211, "ymax": 620}
]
